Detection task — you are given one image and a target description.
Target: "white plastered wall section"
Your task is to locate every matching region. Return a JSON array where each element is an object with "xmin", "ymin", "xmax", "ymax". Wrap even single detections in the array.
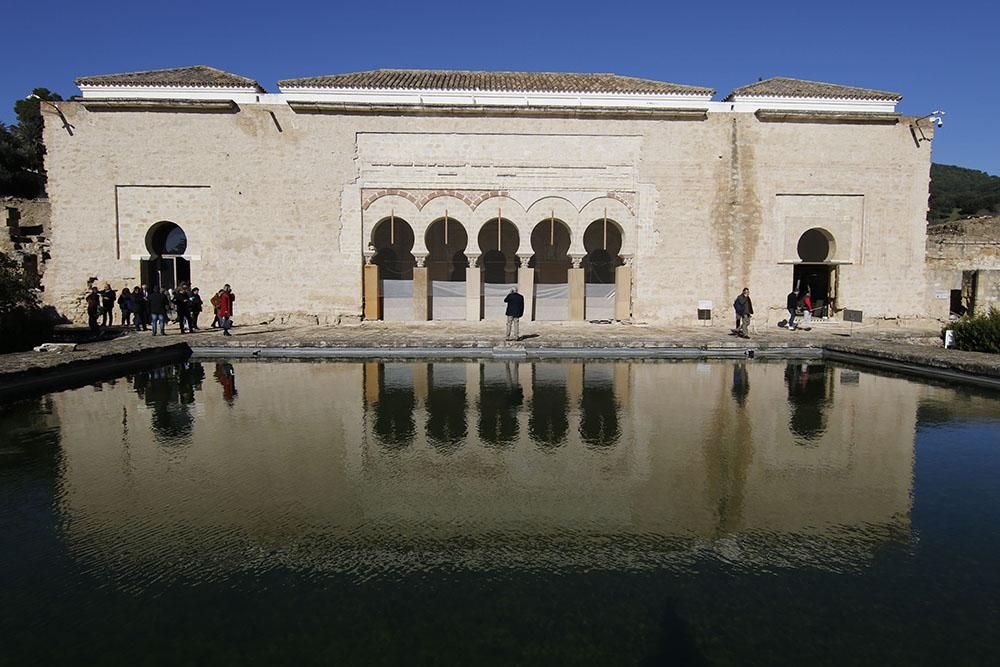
[{"xmin": 356, "ymin": 131, "xmax": 640, "ymax": 260}]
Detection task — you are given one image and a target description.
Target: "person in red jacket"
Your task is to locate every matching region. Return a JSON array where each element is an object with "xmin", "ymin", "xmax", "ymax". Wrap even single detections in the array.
[{"xmin": 217, "ymin": 285, "xmax": 234, "ymax": 336}]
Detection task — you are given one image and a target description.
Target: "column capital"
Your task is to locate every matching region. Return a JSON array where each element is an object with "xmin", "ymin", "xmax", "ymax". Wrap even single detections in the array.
[
  {"xmin": 621, "ymin": 255, "xmax": 634, "ymax": 267},
  {"xmin": 467, "ymin": 253, "xmax": 481, "ymax": 268},
  {"xmin": 363, "ymin": 251, "xmax": 376, "ymax": 265},
  {"xmin": 516, "ymin": 253, "xmax": 533, "ymax": 267},
  {"xmin": 570, "ymin": 254, "xmax": 584, "ymax": 269},
  {"xmin": 414, "ymin": 253, "xmax": 427, "ymax": 268}
]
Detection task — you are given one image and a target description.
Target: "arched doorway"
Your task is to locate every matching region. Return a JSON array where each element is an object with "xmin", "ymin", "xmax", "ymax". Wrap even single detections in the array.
[
  {"xmin": 792, "ymin": 228, "xmax": 836, "ymax": 318},
  {"xmin": 372, "ymin": 216, "xmax": 416, "ymax": 320},
  {"xmin": 529, "ymin": 218, "xmax": 572, "ymax": 320},
  {"xmin": 478, "ymin": 218, "xmax": 519, "ymax": 319},
  {"xmin": 582, "ymin": 219, "xmax": 623, "ymax": 320},
  {"xmin": 141, "ymin": 221, "xmax": 190, "ymax": 290},
  {"xmin": 425, "ymin": 217, "xmax": 468, "ymax": 320}
]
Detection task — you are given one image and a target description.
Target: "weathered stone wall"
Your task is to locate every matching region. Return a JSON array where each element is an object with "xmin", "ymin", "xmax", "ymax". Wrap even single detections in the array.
[
  {"xmin": 41, "ymin": 102, "xmax": 933, "ymax": 324},
  {"xmin": 2, "ymin": 196, "xmax": 51, "ymax": 288},
  {"xmin": 926, "ymin": 217, "xmax": 1000, "ymax": 315}
]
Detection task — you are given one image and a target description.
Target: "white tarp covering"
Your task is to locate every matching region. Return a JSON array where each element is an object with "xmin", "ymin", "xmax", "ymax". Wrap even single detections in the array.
[
  {"xmin": 534, "ymin": 283, "xmax": 569, "ymax": 321},
  {"xmin": 483, "ymin": 282, "xmax": 518, "ymax": 320},
  {"xmin": 586, "ymin": 283, "xmax": 616, "ymax": 320},
  {"xmin": 430, "ymin": 281, "xmax": 466, "ymax": 320},
  {"xmin": 382, "ymin": 280, "xmax": 413, "ymax": 321}
]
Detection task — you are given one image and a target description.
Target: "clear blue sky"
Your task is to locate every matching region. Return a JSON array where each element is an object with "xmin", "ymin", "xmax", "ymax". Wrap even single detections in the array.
[{"xmin": 4, "ymin": 0, "xmax": 996, "ymax": 174}]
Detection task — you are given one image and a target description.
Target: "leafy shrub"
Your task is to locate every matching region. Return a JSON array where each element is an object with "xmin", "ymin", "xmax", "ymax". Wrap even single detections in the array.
[
  {"xmin": 0, "ymin": 252, "xmax": 53, "ymax": 352},
  {"xmin": 947, "ymin": 308, "xmax": 1000, "ymax": 354}
]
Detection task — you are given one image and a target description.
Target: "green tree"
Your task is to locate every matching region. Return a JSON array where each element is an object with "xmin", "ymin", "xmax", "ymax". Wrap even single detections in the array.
[
  {"xmin": 0, "ymin": 251, "xmax": 52, "ymax": 352},
  {"xmin": 0, "ymin": 88, "xmax": 63, "ymax": 199}
]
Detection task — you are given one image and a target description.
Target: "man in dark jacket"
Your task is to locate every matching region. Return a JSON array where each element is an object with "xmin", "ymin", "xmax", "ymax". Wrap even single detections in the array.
[
  {"xmin": 503, "ymin": 288, "xmax": 525, "ymax": 341},
  {"xmin": 85, "ymin": 287, "xmax": 101, "ymax": 332},
  {"xmin": 786, "ymin": 289, "xmax": 799, "ymax": 330},
  {"xmin": 733, "ymin": 288, "xmax": 753, "ymax": 338},
  {"xmin": 173, "ymin": 284, "xmax": 192, "ymax": 333},
  {"xmin": 100, "ymin": 284, "xmax": 116, "ymax": 327},
  {"xmin": 148, "ymin": 288, "xmax": 168, "ymax": 336}
]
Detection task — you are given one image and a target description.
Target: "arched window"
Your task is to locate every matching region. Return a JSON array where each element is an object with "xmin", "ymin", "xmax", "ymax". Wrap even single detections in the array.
[
  {"xmin": 141, "ymin": 222, "xmax": 190, "ymax": 290},
  {"xmin": 147, "ymin": 222, "xmax": 188, "ymax": 256}
]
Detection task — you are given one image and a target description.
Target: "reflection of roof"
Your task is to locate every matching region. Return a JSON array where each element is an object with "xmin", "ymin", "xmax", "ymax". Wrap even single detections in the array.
[
  {"xmin": 76, "ymin": 65, "xmax": 265, "ymax": 91},
  {"xmin": 279, "ymin": 69, "xmax": 715, "ymax": 96},
  {"xmin": 724, "ymin": 77, "xmax": 902, "ymax": 101}
]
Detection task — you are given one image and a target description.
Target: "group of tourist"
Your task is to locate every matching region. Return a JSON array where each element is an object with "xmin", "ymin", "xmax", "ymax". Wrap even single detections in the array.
[{"xmin": 84, "ymin": 283, "xmax": 236, "ymax": 336}]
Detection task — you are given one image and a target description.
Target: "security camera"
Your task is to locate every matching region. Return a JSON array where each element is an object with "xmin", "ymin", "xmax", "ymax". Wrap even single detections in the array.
[{"xmin": 936, "ymin": 117, "xmax": 943, "ymax": 128}]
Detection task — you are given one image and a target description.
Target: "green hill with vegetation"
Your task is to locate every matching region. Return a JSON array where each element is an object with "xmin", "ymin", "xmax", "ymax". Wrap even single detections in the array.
[{"xmin": 928, "ymin": 164, "xmax": 1000, "ymax": 223}]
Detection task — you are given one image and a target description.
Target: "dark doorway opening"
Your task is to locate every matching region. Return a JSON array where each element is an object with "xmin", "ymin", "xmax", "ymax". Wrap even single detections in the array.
[{"xmin": 792, "ymin": 264, "xmax": 833, "ymax": 318}]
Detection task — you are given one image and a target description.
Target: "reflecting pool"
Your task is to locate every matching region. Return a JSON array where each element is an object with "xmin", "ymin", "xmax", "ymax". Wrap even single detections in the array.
[{"xmin": 1, "ymin": 360, "xmax": 999, "ymax": 664}]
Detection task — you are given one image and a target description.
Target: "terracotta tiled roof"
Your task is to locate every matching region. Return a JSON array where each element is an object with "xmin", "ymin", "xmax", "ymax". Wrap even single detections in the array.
[
  {"xmin": 76, "ymin": 65, "xmax": 265, "ymax": 91},
  {"xmin": 723, "ymin": 77, "xmax": 901, "ymax": 101},
  {"xmin": 279, "ymin": 69, "xmax": 714, "ymax": 96}
]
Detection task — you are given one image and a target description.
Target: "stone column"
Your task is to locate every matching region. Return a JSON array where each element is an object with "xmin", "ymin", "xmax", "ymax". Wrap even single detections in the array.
[
  {"xmin": 413, "ymin": 362, "xmax": 430, "ymax": 404},
  {"xmin": 517, "ymin": 253, "xmax": 535, "ymax": 321},
  {"xmin": 466, "ymin": 254, "xmax": 483, "ymax": 321},
  {"xmin": 413, "ymin": 254, "xmax": 430, "ymax": 321},
  {"xmin": 614, "ymin": 255, "xmax": 633, "ymax": 321},
  {"xmin": 568, "ymin": 254, "xmax": 586, "ymax": 321},
  {"xmin": 363, "ymin": 252, "xmax": 380, "ymax": 321}
]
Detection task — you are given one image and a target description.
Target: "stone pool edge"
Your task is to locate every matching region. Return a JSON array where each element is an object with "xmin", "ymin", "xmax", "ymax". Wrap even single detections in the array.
[
  {"xmin": 3, "ymin": 340, "xmax": 999, "ymax": 401},
  {"xmin": 0, "ymin": 343, "xmax": 191, "ymax": 402}
]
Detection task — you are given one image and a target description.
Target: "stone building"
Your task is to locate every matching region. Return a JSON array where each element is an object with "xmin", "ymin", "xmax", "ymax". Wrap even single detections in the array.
[{"xmin": 40, "ymin": 65, "xmax": 938, "ymax": 324}]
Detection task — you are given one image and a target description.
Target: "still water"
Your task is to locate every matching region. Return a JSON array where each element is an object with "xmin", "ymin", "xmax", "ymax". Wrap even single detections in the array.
[{"xmin": 1, "ymin": 359, "xmax": 998, "ymax": 664}]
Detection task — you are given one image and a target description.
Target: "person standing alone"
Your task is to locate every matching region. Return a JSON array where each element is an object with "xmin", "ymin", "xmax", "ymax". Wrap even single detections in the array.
[
  {"xmin": 85, "ymin": 287, "xmax": 101, "ymax": 333},
  {"xmin": 218, "ymin": 286, "xmax": 234, "ymax": 336},
  {"xmin": 733, "ymin": 287, "xmax": 754, "ymax": 338},
  {"xmin": 503, "ymin": 288, "xmax": 524, "ymax": 341}
]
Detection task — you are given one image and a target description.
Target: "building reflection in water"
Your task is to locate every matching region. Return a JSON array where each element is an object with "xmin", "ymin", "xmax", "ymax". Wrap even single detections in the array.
[
  {"xmin": 579, "ymin": 365, "xmax": 621, "ymax": 448},
  {"xmin": 530, "ymin": 364, "xmax": 570, "ymax": 448},
  {"xmin": 478, "ymin": 363, "xmax": 521, "ymax": 448},
  {"xmin": 129, "ymin": 362, "xmax": 204, "ymax": 445},
  {"xmin": 425, "ymin": 364, "xmax": 467, "ymax": 453},
  {"xmin": 784, "ymin": 362, "xmax": 832, "ymax": 443},
  {"xmin": 367, "ymin": 364, "xmax": 416, "ymax": 449},
  {"xmin": 40, "ymin": 359, "xmax": 932, "ymax": 576}
]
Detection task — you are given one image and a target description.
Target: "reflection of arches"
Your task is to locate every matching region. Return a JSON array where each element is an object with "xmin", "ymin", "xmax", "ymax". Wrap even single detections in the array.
[
  {"xmin": 478, "ymin": 218, "xmax": 520, "ymax": 283},
  {"xmin": 582, "ymin": 219, "xmax": 624, "ymax": 284},
  {"xmin": 372, "ymin": 216, "xmax": 416, "ymax": 280},
  {"xmin": 797, "ymin": 228, "xmax": 835, "ymax": 262},
  {"xmin": 478, "ymin": 366, "xmax": 522, "ymax": 448},
  {"xmin": 425, "ymin": 217, "xmax": 468, "ymax": 282},
  {"xmin": 529, "ymin": 218, "xmax": 572, "ymax": 284},
  {"xmin": 579, "ymin": 367, "xmax": 620, "ymax": 448},
  {"xmin": 529, "ymin": 368, "xmax": 568, "ymax": 448},
  {"xmin": 141, "ymin": 221, "xmax": 191, "ymax": 291},
  {"xmin": 426, "ymin": 366, "xmax": 467, "ymax": 453},
  {"xmin": 784, "ymin": 363, "xmax": 831, "ymax": 443},
  {"xmin": 372, "ymin": 365, "xmax": 415, "ymax": 449}
]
